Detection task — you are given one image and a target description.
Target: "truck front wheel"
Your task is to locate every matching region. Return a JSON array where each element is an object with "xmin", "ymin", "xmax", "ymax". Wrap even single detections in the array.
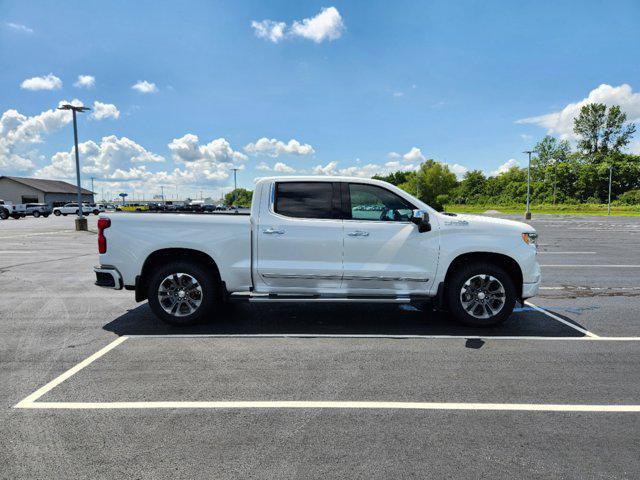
[
  {"xmin": 147, "ymin": 261, "xmax": 217, "ymax": 326},
  {"xmin": 446, "ymin": 262, "xmax": 516, "ymax": 327}
]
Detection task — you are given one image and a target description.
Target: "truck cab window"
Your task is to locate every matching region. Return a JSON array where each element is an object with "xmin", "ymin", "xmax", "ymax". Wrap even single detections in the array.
[
  {"xmin": 348, "ymin": 183, "xmax": 414, "ymax": 222},
  {"xmin": 274, "ymin": 182, "xmax": 335, "ymax": 219}
]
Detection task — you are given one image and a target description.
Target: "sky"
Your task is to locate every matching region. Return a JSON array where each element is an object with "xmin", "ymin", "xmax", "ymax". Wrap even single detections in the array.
[{"xmin": 1, "ymin": 0, "xmax": 639, "ymax": 201}]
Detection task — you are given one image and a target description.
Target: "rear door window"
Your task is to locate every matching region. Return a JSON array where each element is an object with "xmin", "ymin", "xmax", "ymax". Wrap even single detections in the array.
[{"xmin": 274, "ymin": 182, "xmax": 336, "ymax": 219}]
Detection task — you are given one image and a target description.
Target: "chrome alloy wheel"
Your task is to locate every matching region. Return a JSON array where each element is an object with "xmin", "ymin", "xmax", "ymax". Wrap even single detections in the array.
[
  {"xmin": 157, "ymin": 273, "xmax": 203, "ymax": 317},
  {"xmin": 459, "ymin": 274, "xmax": 506, "ymax": 319}
]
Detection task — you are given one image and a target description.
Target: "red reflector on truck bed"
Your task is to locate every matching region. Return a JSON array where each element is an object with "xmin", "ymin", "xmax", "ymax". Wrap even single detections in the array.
[{"xmin": 97, "ymin": 217, "xmax": 111, "ymax": 254}]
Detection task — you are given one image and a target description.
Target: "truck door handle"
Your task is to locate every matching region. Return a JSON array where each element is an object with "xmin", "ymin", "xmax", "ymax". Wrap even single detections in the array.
[
  {"xmin": 347, "ymin": 231, "xmax": 369, "ymax": 237},
  {"xmin": 263, "ymin": 228, "xmax": 285, "ymax": 235}
]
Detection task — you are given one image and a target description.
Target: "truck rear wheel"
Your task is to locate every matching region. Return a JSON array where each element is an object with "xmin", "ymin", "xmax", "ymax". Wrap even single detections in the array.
[
  {"xmin": 446, "ymin": 262, "xmax": 516, "ymax": 327},
  {"xmin": 147, "ymin": 261, "xmax": 217, "ymax": 326},
  {"xmin": 33, "ymin": 210, "xmax": 40, "ymax": 218}
]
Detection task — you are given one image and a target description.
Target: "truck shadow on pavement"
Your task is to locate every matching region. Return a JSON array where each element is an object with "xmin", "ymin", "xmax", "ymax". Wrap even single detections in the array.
[{"xmin": 103, "ymin": 302, "xmax": 587, "ymax": 338}]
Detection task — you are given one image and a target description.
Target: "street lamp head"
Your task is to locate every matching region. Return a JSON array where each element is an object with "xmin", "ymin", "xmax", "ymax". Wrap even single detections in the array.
[{"xmin": 58, "ymin": 104, "xmax": 91, "ymax": 112}]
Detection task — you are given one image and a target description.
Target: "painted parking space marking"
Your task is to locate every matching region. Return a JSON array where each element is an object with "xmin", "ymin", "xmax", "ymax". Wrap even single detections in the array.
[
  {"xmin": 13, "ymin": 328, "xmax": 640, "ymax": 412},
  {"xmin": 15, "ymin": 400, "xmax": 640, "ymax": 413},
  {"xmin": 541, "ymin": 264, "xmax": 640, "ymax": 268},
  {"xmin": 538, "ymin": 252, "xmax": 597, "ymax": 255},
  {"xmin": 14, "ymin": 336, "xmax": 128, "ymax": 409},
  {"xmin": 525, "ymin": 301, "xmax": 598, "ymax": 337}
]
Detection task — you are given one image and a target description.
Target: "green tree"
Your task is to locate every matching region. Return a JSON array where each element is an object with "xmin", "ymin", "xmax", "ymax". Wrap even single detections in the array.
[
  {"xmin": 400, "ymin": 160, "xmax": 458, "ymax": 210},
  {"xmin": 224, "ymin": 188, "xmax": 253, "ymax": 207},
  {"xmin": 456, "ymin": 170, "xmax": 487, "ymax": 202},
  {"xmin": 573, "ymin": 103, "xmax": 636, "ymax": 159},
  {"xmin": 372, "ymin": 170, "xmax": 413, "ymax": 186},
  {"xmin": 533, "ymin": 136, "xmax": 571, "ymax": 170}
]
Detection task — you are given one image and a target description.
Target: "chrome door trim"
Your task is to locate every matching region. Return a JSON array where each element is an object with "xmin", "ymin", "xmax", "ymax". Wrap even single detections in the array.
[{"xmin": 261, "ymin": 273, "xmax": 428, "ymax": 282}]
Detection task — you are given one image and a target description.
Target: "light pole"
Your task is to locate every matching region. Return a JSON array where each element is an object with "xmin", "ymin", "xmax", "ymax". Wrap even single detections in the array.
[
  {"xmin": 58, "ymin": 104, "xmax": 91, "ymax": 230},
  {"xmin": 523, "ymin": 150, "xmax": 533, "ymax": 220},
  {"xmin": 552, "ymin": 158, "xmax": 558, "ymax": 206},
  {"xmin": 160, "ymin": 185, "xmax": 165, "ymax": 205},
  {"xmin": 608, "ymin": 165, "xmax": 613, "ymax": 216},
  {"xmin": 231, "ymin": 167, "xmax": 239, "ymax": 205}
]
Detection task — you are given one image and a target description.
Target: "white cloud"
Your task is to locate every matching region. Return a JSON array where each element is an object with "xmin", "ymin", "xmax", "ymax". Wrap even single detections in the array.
[
  {"xmin": 491, "ymin": 159, "xmax": 520, "ymax": 176},
  {"xmin": 244, "ymin": 137, "xmax": 315, "ymax": 156},
  {"xmin": 36, "ymin": 135, "xmax": 164, "ymax": 181},
  {"xmin": 402, "ymin": 147, "xmax": 426, "ymax": 163},
  {"xmin": 273, "ymin": 162, "xmax": 295, "ymax": 173},
  {"xmin": 91, "ymin": 101, "xmax": 120, "ymax": 120},
  {"xmin": 168, "ymin": 134, "xmax": 247, "ymax": 164},
  {"xmin": 131, "ymin": 80, "xmax": 158, "ymax": 94},
  {"xmin": 312, "ymin": 161, "xmax": 339, "ymax": 175},
  {"xmin": 0, "ymin": 100, "xmax": 86, "ymax": 173},
  {"xmin": 628, "ymin": 140, "xmax": 640, "ymax": 155},
  {"xmin": 448, "ymin": 163, "xmax": 468, "ymax": 179},
  {"xmin": 311, "ymin": 161, "xmax": 418, "ymax": 178},
  {"xmin": 251, "ymin": 20, "xmax": 286, "ymax": 43},
  {"xmin": 255, "ymin": 161, "xmax": 296, "ymax": 173},
  {"xmin": 20, "ymin": 74, "xmax": 62, "ymax": 91},
  {"xmin": 389, "ymin": 147, "xmax": 426, "ymax": 163},
  {"xmin": 256, "ymin": 161, "xmax": 271, "ymax": 171},
  {"xmin": 5, "ymin": 22, "xmax": 33, "ymax": 34},
  {"xmin": 393, "ymin": 92, "xmax": 404, "ymax": 98},
  {"xmin": 252, "ymin": 6, "xmax": 344, "ymax": 44},
  {"xmin": 290, "ymin": 7, "xmax": 344, "ymax": 43},
  {"xmin": 516, "ymin": 84, "xmax": 640, "ymax": 139},
  {"xmin": 74, "ymin": 75, "xmax": 95, "ymax": 89}
]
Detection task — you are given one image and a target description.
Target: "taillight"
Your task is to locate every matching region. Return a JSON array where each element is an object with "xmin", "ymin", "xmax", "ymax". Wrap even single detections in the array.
[{"xmin": 97, "ymin": 217, "xmax": 111, "ymax": 254}]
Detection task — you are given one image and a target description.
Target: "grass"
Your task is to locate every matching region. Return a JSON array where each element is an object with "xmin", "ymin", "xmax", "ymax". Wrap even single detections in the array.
[{"xmin": 444, "ymin": 203, "xmax": 640, "ymax": 216}]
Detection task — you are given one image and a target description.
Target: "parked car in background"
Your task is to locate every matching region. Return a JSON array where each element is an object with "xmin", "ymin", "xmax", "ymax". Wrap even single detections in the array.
[
  {"xmin": 53, "ymin": 203, "xmax": 95, "ymax": 216},
  {"xmin": 0, "ymin": 200, "xmax": 27, "ymax": 219},
  {"xmin": 94, "ymin": 176, "xmax": 540, "ymax": 328},
  {"xmin": 89, "ymin": 204, "xmax": 105, "ymax": 214},
  {"xmin": 25, "ymin": 203, "xmax": 52, "ymax": 218}
]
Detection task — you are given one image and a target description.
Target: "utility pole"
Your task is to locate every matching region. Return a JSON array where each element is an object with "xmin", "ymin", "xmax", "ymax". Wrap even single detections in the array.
[
  {"xmin": 523, "ymin": 150, "xmax": 533, "ymax": 220},
  {"xmin": 58, "ymin": 104, "xmax": 91, "ymax": 231},
  {"xmin": 90, "ymin": 176, "xmax": 94, "ymax": 200},
  {"xmin": 552, "ymin": 159, "xmax": 558, "ymax": 206},
  {"xmin": 160, "ymin": 186, "xmax": 165, "ymax": 204},
  {"xmin": 608, "ymin": 165, "xmax": 613, "ymax": 216},
  {"xmin": 232, "ymin": 167, "xmax": 239, "ymax": 205}
]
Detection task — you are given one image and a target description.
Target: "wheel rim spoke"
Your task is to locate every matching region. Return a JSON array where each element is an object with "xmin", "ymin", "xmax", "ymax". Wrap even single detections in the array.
[
  {"xmin": 459, "ymin": 274, "xmax": 506, "ymax": 320},
  {"xmin": 157, "ymin": 272, "xmax": 203, "ymax": 317}
]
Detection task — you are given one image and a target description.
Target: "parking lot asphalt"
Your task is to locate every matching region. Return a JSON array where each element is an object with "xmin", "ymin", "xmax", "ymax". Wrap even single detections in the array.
[{"xmin": 2, "ymin": 213, "xmax": 640, "ymax": 479}]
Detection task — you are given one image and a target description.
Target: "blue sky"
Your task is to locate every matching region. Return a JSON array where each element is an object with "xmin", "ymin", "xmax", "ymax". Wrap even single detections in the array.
[{"xmin": 1, "ymin": 0, "xmax": 639, "ymax": 200}]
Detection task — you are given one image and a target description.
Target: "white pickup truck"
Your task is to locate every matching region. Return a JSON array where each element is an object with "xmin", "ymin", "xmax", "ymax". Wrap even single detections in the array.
[
  {"xmin": 94, "ymin": 176, "xmax": 540, "ymax": 327},
  {"xmin": 0, "ymin": 200, "xmax": 27, "ymax": 219}
]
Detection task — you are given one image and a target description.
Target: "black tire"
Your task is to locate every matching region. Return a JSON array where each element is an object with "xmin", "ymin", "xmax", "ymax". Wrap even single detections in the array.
[
  {"xmin": 94, "ymin": 210, "xmax": 100, "ymax": 215},
  {"xmin": 0, "ymin": 209, "xmax": 8, "ymax": 220},
  {"xmin": 446, "ymin": 262, "xmax": 516, "ymax": 327},
  {"xmin": 54, "ymin": 210, "xmax": 61, "ymax": 216},
  {"xmin": 33, "ymin": 211, "xmax": 40, "ymax": 218},
  {"xmin": 43, "ymin": 214, "xmax": 49, "ymax": 218},
  {"xmin": 62, "ymin": 213, "xmax": 68, "ymax": 216},
  {"xmin": 11, "ymin": 214, "xmax": 21, "ymax": 219},
  {"xmin": 147, "ymin": 260, "xmax": 218, "ymax": 326},
  {"xmin": 75, "ymin": 209, "xmax": 79, "ymax": 215}
]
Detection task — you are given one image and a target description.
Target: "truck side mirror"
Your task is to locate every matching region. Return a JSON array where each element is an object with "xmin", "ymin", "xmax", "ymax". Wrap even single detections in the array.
[{"xmin": 411, "ymin": 209, "xmax": 431, "ymax": 233}]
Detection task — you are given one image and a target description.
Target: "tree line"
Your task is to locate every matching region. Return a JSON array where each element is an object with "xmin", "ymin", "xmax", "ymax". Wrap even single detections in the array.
[
  {"xmin": 226, "ymin": 103, "xmax": 639, "ymax": 209},
  {"xmin": 374, "ymin": 103, "xmax": 640, "ymax": 210}
]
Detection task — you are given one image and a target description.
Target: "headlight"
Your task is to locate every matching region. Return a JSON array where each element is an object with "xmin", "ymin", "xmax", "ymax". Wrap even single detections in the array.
[{"xmin": 522, "ymin": 232, "xmax": 538, "ymax": 246}]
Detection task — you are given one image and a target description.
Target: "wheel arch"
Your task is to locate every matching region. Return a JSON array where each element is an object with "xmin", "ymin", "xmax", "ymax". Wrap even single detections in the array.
[
  {"xmin": 444, "ymin": 251, "xmax": 524, "ymax": 299},
  {"xmin": 136, "ymin": 248, "xmax": 224, "ymax": 302}
]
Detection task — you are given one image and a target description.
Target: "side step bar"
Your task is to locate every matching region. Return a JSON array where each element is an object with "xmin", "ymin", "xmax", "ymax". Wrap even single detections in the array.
[{"xmin": 229, "ymin": 292, "xmax": 433, "ymax": 304}]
